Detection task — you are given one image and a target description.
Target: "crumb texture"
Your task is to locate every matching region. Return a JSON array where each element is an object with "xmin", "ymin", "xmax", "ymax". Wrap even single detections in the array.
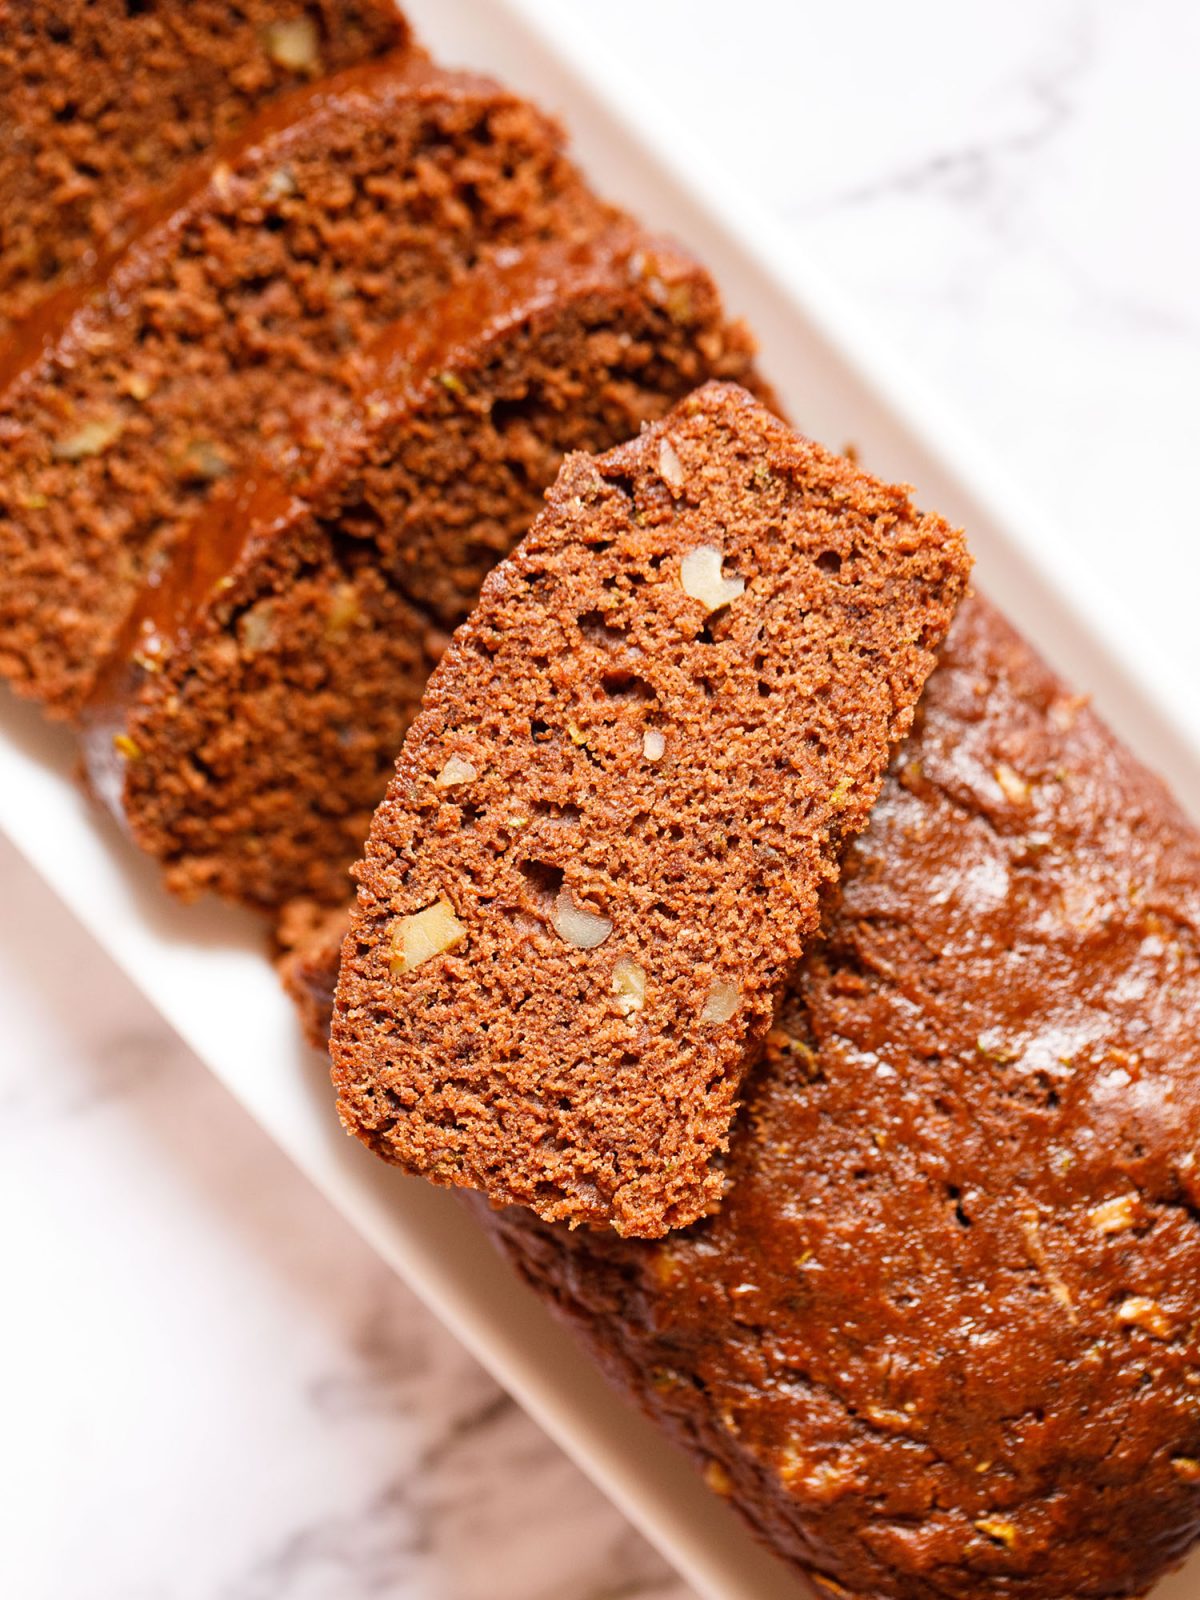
[
  {"xmin": 331, "ymin": 383, "xmax": 970, "ymax": 1236},
  {"xmin": 479, "ymin": 593, "xmax": 1200, "ymax": 1598},
  {"xmin": 0, "ymin": 0, "xmax": 409, "ymax": 332},
  {"xmin": 82, "ymin": 230, "xmax": 765, "ymax": 911},
  {"xmin": 0, "ymin": 55, "xmax": 608, "ymax": 716}
]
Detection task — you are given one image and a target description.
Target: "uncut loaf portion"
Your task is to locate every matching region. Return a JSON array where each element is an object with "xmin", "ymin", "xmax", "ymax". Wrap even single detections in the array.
[
  {"xmin": 0, "ymin": 0, "xmax": 411, "ymax": 336},
  {"xmin": 284, "ymin": 592, "xmax": 1200, "ymax": 1592},
  {"xmin": 0, "ymin": 53, "xmax": 612, "ymax": 718},
  {"xmin": 80, "ymin": 229, "xmax": 767, "ymax": 912},
  {"xmin": 331, "ymin": 383, "xmax": 971, "ymax": 1238},
  {"xmin": 479, "ymin": 594, "xmax": 1200, "ymax": 1600}
]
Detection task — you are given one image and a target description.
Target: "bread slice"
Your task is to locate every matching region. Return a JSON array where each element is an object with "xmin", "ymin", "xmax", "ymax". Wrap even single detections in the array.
[
  {"xmin": 0, "ymin": 54, "xmax": 610, "ymax": 716},
  {"xmin": 0, "ymin": 0, "xmax": 410, "ymax": 334},
  {"xmin": 80, "ymin": 230, "xmax": 768, "ymax": 912},
  {"xmin": 478, "ymin": 593, "xmax": 1200, "ymax": 1600},
  {"xmin": 330, "ymin": 383, "xmax": 971, "ymax": 1236}
]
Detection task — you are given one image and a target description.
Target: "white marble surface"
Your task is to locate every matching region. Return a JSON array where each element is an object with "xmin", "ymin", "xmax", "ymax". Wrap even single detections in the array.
[{"xmin": 2, "ymin": 2, "xmax": 1197, "ymax": 1596}]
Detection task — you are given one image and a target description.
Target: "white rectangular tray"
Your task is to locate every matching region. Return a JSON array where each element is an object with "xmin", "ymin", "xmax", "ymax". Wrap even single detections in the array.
[{"xmin": 3, "ymin": 3, "xmax": 1198, "ymax": 1595}]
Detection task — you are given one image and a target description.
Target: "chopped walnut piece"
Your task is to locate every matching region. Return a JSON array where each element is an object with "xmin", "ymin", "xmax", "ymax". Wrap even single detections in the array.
[
  {"xmin": 702, "ymin": 979, "xmax": 739, "ymax": 1024},
  {"xmin": 262, "ymin": 17, "xmax": 321, "ymax": 73},
  {"xmin": 263, "ymin": 165, "xmax": 298, "ymax": 201},
  {"xmin": 680, "ymin": 545, "xmax": 744, "ymax": 613},
  {"xmin": 975, "ymin": 1517, "xmax": 1018, "ymax": 1549},
  {"xmin": 703, "ymin": 1459, "xmax": 734, "ymax": 1497},
  {"xmin": 611, "ymin": 957, "xmax": 646, "ymax": 1015},
  {"xmin": 175, "ymin": 439, "xmax": 230, "ymax": 482},
  {"xmin": 1089, "ymin": 1193, "xmax": 1142, "ymax": 1235},
  {"xmin": 122, "ymin": 371, "xmax": 153, "ymax": 402},
  {"xmin": 52, "ymin": 415, "xmax": 123, "ymax": 462},
  {"xmin": 1172, "ymin": 1457, "xmax": 1200, "ymax": 1484},
  {"xmin": 390, "ymin": 901, "xmax": 467, "ymax": 976},
  {"xmin": 995, "ymin": 763, "xmax": 1032, "ymax": 805},
  {"xmin": 1117, "ymin": 1295, "xmax": 1174, "ymax": 1339},
  {"xmin": 778, "ymin": 1449, "xmax": 857, "ymax": 1502},
  {"xmin": 642, "ymin": 728, "xmax": 665, "ymax": 761},
  {"xmin": 238, "ymin": 602, "xmax": 276, "ymax": 653},
  {"xmin": 113, "ymin": 733, "xmax": 143, "ymax": 762},
  {"xmin": 324, "ymin": 582, "xmax": 360, "ymax": 637},
  {"xmin": 435, "ymin": 754, "xmax": 478, "ymax": 790},
  {"xmin": 211, "ymin": 162, "xmax": 234, "ymax": 202},
  {"xmin": 552, "ymin": 890, "xmax": 612, "ymax": 949},
  {"xmin": 657, "ymin": 437, "xmax": 685, "ymax": 494}
]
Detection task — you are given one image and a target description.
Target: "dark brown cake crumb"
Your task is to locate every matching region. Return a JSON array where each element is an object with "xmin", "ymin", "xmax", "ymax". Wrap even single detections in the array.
[
  {"xmin": 0, "ymin": 55, "xmax": 610, "ymax": 718},
  {"xmin": 330, "ymin": 383, "xmax": 970, "ymax": 1237},
  {"xmin": 479, "ymin": 593, "xmax": 1200, "ymax": 1599},
  {"xmin": 79, "ymin": 230, "xmax": 769, "ymax": 912},
  {"xmin": 0, "ymin": 0, "xmax": 410, "ymax": 335}
]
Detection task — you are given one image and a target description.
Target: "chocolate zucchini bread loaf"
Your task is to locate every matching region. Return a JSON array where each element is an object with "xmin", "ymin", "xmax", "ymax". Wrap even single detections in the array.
[
  {"xmin": 80, "ymin": 230, "xmax": 765, "ymax": 912},
  {"xmin": 331, "ymin": 384, "xmax": 970, "ymax": 1237},
  {"xmin": 479, "ymin": 593, "xmax": 1200, "ymax": 1600},
  {"xmin": 0, "ymin": 0, "xmax": 411, "ymax": 335},
  {"xmin": 0, "ymin": 55, "xmax": 610, "ymax": 717}
]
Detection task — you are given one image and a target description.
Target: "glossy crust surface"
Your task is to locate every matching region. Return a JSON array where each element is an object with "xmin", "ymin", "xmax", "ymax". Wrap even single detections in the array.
[
  {"xmin": 331, "ymin": 384, "xmax": 970, "ymax": 1236},
  {"xmin": 480, "ymin": 594, "xmax": 1200, "ymax": 1598}
]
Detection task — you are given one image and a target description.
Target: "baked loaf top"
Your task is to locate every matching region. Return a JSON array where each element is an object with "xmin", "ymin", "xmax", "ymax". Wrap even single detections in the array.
[
  {"xmin": 482, "ymin": 594, "xmax": 1200, "ymax": 1600},
  {"xmin": 0, "ymin": 53, "xmax": 609, "ymax": 716},
  {"xmin": 80, "ymin": 229, "xmax": 766, "ymax": 912},
  {"xmin": 0, "ymin": 0, "xmax": 410, "ymax": 334},
  {"xmin": 331, "ymin": 383, "xmax": 970, "ymax": 1237}
]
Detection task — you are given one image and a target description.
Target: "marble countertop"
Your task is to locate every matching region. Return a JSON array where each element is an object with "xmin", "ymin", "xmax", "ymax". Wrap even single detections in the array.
[{"xmin": 3, "ymin": 2, "xmax": 1196, "ymax": 1596}]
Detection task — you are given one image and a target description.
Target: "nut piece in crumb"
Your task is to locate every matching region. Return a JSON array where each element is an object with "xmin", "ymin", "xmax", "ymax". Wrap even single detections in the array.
[
  {"xmin": 702, "ymin": 978, "xmax": 739, "ymax": 1024},
  {"xmin": 238, "ymin": 602, "xmax": 276, "ymax": 653},
  {"xmin": 1089, "ymin": 1193, "xmax": 1141, "ymax": 1235},
  {"xmin": 680, "ymin": 545, "xmax": 744, "ymax": 613},
  {"xmin": 1116, "ymin": 1295, "xmax": 1174, "ymax": 1339},
  {"xmin": 657, "ymin": 437, "xmax": 685, "ymax": 494},
  {"xmin": 995, "ymin": 763, "xmax": 1032, "ymax": 806},
  {"xmin": 1172, "ymin": 1457, "xmax": 1200, "ymax": 1484},
  {"xmin": 325, "ymin": 582, "xmax": 360, "ymax": 636},
  {"xmin": 263, "ymin": 165, "xmax": 298, "ymax": 202},
  {"xmin": 703, "ymin": 1459, "xmax": 734, "ymax": 1497},
  {"xmin": 113, "ymin": 732, "xmax": 143, "ymax": 762},
  {"xmin": 52, "ymin": 416, "xmax": 123, "ymax": 462},
  {"xmin": 975, "ymin": 1517, "xmax": 1018, "ymax": 1549},
  {"xmin": 435, "ymin": 754, "xmax": 478, "ymax": 790},
  {"xmin": 611, "ymin": 957, "xmax": 646, "ymax": 1015},
  {"xmin": 262, "ymin": 17, "xmax": 321, "ymax": 73},
  {"xmin": 175, "ymin": 439, "xmax": 230, "ymax": 482},
  {"xmin": 643, "ymin": 728, "xmax": 665, "ymax": 761},
  {"xmin": 391, "ymin": 901, "xmax": 467, "ymax": 976},
  {"xmin": 552, "ymin": 889, "xmax": 612, "ymax": 950}
]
